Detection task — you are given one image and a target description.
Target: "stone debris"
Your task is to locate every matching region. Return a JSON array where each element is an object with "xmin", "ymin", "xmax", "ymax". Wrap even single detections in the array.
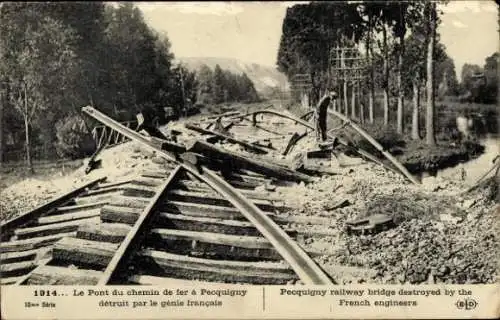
[{"xmin": 1, "ymin": 106, "xmax": 498, "ymax": 285}]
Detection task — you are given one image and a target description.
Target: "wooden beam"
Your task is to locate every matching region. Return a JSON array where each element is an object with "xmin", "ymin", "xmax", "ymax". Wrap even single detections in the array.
[
  {"xmin": 14, "ymin": 217, "xmax": 100, "ymax": 239},
  {"xmin": 0, "ymin": 232, "xmax": 77, "ymax": 253},
  {"xmin": 37, "ymin": 209, "xmax": 101, "ymax": 225},
  {"xmin": 175, "ymin": 180, "xmax": 280, "ymax": 201},
  {"xmin": 184, "ymin": 123, "xmax": 269, "ymax": 154},
  {"xmin": 131, "ymin": 177, "xmax": 162, "ymax": 187},
  {"xmin": 77, "ymin": 223, "xmax": 131, "ymax": 243},
  {"xmin": 137, "ymin": 249, "xmax": 298, "ymax": 285},
  {"xmin": 107, "ymin": 195, "xmax": 150, "ymax": 209},
  {"xmin": 52, "ymin": 237, "xmax": 118, "ymax": 267},
  {"xmin": 1, "ymin": 260, "xmax": 37, "ymax": 277},
  {"xmin": 162, "ymin": 201, "xmax": 333, "ymax": 226},
  {"xmin": 1, "ymin": 249, "xmax": 38, "ymax": 264},
  {"xmin": 100, "ymin": 205, "xmax": 143, "ymax": 225},
  {"xmin": 73, "ymin": 192, "xmax": 120, "ymax": 206},
  {"xmin": 157, "ymin": 212, "xmax": 261, "ymax": 236},
  {"xmin": 1, "ymin": 177, "xmax": 106, "ymax": 240},
  {"xmin": 185, "ymin": 140, "xmax": 312, "ymax": 183},
  {"xmin": 163, "ymin": 201, "xmax": 244, "ymax": 220},
  {"xmin": 167, "ymin": 190, "xmax": 290, "ymax": 212},
  {"xmin": 54, "ymin": 202, "xmax": 108, "ymax": 214},
  {"xmin": 121, "ymin": 185, "xmax": 157, "ymax": 197},
  {"xmin": 25, "ymin": 265, "xmax": 102, "ymax": 285},
  {"xmin": 149, "ymin": 228, "xmax": 282, "ymax": 260}
]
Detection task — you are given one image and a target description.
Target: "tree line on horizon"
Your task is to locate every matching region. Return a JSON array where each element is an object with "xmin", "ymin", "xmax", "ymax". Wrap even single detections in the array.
[
  {"xmin": 0, "ymin": 2, "xmax": 260, "ymax": 167},
  {"xmin": 276, "ymin": 1, "xmax": 498, "ymax": 146}
]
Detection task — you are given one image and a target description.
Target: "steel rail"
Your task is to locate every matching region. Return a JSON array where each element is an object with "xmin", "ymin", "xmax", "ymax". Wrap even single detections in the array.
[
  {"xmin": 82, "ymin": 106, "xmax": 333, "ymax": 285},
  {"xmin": 98, "ymin": 166, "xmax": 182, "ymax": 285},
  {"xmin": 229, "ymin": 109, "xmax": 404, "ymax": 178},
  {"xmin": 327, "ymin": 109, "xmax": 420, "ymax": 185},
  {"xmin": 1, "ymin": 176, "xmax": 107, "ymax": 241}
]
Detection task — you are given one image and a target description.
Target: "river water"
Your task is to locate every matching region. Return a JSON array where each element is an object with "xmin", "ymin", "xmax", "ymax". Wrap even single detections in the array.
[{"xmin": 431, "ymin": 134, "xmax": 499, "ymax": 185}]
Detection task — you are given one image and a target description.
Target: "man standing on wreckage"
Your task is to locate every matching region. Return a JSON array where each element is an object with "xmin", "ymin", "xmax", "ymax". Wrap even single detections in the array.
[{"xmin": 314, "ymin": 89, "xmax": 339, "ymax": 146}]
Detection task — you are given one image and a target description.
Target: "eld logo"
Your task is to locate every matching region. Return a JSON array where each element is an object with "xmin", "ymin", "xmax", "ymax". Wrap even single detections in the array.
[{"xmin": 455, "ymin": 298, "xmax": 478, "ymax": 310}]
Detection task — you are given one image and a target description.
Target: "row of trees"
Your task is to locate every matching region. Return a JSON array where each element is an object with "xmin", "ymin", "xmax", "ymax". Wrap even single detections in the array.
[
  {"xmin": 197, "ymin": 64, "xmax": 260, "ymax": 105},
  {"xmin": 0, "ymin": 3, "xmax": 260, "ymax": 167},
  {"xmin": 460, "ymin": 52, "xmax": 498, "ymax": 104},
  {"xmin": 0, "ymin": 2, "xmax": 179, "ymax": 167},
  {"xmin": 277, "ymin": 1, "xmax": 455, "ymax": 146}
]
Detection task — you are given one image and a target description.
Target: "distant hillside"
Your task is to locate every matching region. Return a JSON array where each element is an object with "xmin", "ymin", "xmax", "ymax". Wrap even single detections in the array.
[{"xmin": 176, "ymin": 57, "xmax": 289, "ymax": 97}]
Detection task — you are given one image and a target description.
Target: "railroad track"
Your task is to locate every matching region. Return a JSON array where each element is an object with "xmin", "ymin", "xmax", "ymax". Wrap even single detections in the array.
[
  {"xmin": 1, "ymin": 107, "xmax": 337, "ymax": 286},
  {"xmin": 2, "ymin": 162, "xmax": 336, "ymax": 285}
]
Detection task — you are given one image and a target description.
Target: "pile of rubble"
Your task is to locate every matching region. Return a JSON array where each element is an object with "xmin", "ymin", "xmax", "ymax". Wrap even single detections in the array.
[
  {"xmin": 284, "ymin": 164, "xmax": 498, "ymax": 284},
  {"xmin": 2, "ymin": 106, "xmax": 497, "ymax": 286}
]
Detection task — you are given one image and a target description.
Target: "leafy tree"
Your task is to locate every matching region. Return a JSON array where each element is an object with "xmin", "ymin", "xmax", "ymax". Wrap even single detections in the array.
[
  {"xmin": 238, "ymin": 73, "xmax": 260, "ymax": 103},
  {"xmin": 277, "ymin": 1, "xmax": 363, "ymax": 105},
  {"xmin": 212, "ymin": 64, "xmax": 225, "ymax": 104},
  {"xmin": 0, "ymin": 6, "xmax": 78, "ymax": 170},
  {"xmin": 103, "ymin": 3, "xmax": 158, "ymax": 115},
  {"xmin": 196, "ymin": 64, "xmax": 214, "ymax": 105},
  {"xmin": 482, "ymin": 52, "xmax": 498, "ymax": 103},
  {"xmin": 0, "ymin": 2, "xmax": 183, "ymax": 165},
  {"xmin": 167, "ymin": 63, "xmax": 197, "ymax": 114}
]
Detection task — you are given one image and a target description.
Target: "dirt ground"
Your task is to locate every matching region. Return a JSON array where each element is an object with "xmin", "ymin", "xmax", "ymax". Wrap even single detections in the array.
[{"xmin": 1, "ymin": 106, "xmax": 498, "ymax": 285}]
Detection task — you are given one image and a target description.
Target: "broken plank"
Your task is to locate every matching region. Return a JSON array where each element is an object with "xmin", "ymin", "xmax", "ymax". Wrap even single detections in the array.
[
  {"xmin": 141, "ymin": 171, "xmax": 169, "ymax": 179},
  {"xmin": 151, "ymin": 228, "xmax": 272, "ymax": 249},
  {"xmin": 25, "ymin": 265, "xmax": 103, "ymax": 285},
  {"xmin": 14, "ymin": 217, "xmax": 100, "ymax": 239},
  {"xmin": 163, "ymin": 201, "xmax": 330, "ymax": 226},
  {"xmin": 163, "ymin": 202, "xmax": 244, "ymax": 220},
  {"xmin": 54, "ymin": 202, "xmax": 108, "ymax": 214},
  {"xmin": 1, "ymin": 177, "xmax": 106, "ymax": 240},
  {"xmin": 137, "ymin": 249, "xmax": 297, "ymax": 285},
  {"xmin": 73, "ymin": 192, "xmax": 121, "ymax": 206},
  {"xmin": 131, "ymin": 177, "xmax": 162, "ymax": 187},
  {"xmin": 84, "ymin": 185, "xmax": 127, "ymax": 196},
  {"xmin": 1, "ymin": 275, "xmax": 25, "ymax": 285},
  {"xmin": 52, "ymin": 237, "xmax": 118, "ymax": 267},
  {"xmin": 157, "ymin": 212, "xmax": 261, "ymax": 236},
  {"xmin": 184, "ymin": 123, "xmax": 269, "ymax": 154},
  {"xmin": 76, "ymin": 223, "xmax": 131, "ymax": 243},
  {"xmin": 0, "ymin": 260, "xmax": 37, "ymax": 277},
  {"xmin": 96, "ymin": 179, "xmax": 133, "ymax": 189},
  {"xmin": 121, "ymin": 185, "xmax": 157, "ymax": 197},
  {"xmin": 149, "ymin": 228, "xmax": 282, "ymax": 261},
  {"xmin": 185, "ymin": 140, "xmax": 312, "ymax": 183},
  {"xmin": 100, "ymin": 205, "xmax": 144, "ymax": 225},
  {"xmin": 37, "ymin": 209, "xmax": 101, "ymax": 225},
  {"xmin": 1, "ymin": 249, "xmax": 38, "ymax": 264},
  {"xmin": 107, "ymin": 195, "xmax": 151, "ymax": 209},
  {"xmin": 271, "ymin": 214, "xmax": 335, "ymax": 227},
  {"xmin": 175, "ymin": 180, "xmax": 280, "ymax": 201},
  {"xmin": 0, "ymin": 232, "xmax": 76, "ymax": 253},
  {"xmin": 227, "ymin": 179, "xmax": 263, "ymax": 189},
  {"xmin": 167, "ymin": 189, "xmax": 289, "ymax": 212}
]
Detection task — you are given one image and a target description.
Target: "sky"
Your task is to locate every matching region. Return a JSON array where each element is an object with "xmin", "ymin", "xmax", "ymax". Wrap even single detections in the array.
[{"xmin": 136, "ymin": 1, "xmax": 498, "ymax": 78}]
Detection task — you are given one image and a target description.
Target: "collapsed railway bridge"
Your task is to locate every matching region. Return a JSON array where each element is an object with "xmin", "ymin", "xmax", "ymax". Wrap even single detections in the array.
[{"xmin": 1, "ymin": 103, "xmax": 497, "ymax": 286}]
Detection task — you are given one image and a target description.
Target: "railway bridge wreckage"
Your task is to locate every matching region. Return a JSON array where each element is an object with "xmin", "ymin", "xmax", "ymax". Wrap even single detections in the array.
[{"xmin": 1, "ymin": 97, "xmax": 497, "ymax": 286}]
